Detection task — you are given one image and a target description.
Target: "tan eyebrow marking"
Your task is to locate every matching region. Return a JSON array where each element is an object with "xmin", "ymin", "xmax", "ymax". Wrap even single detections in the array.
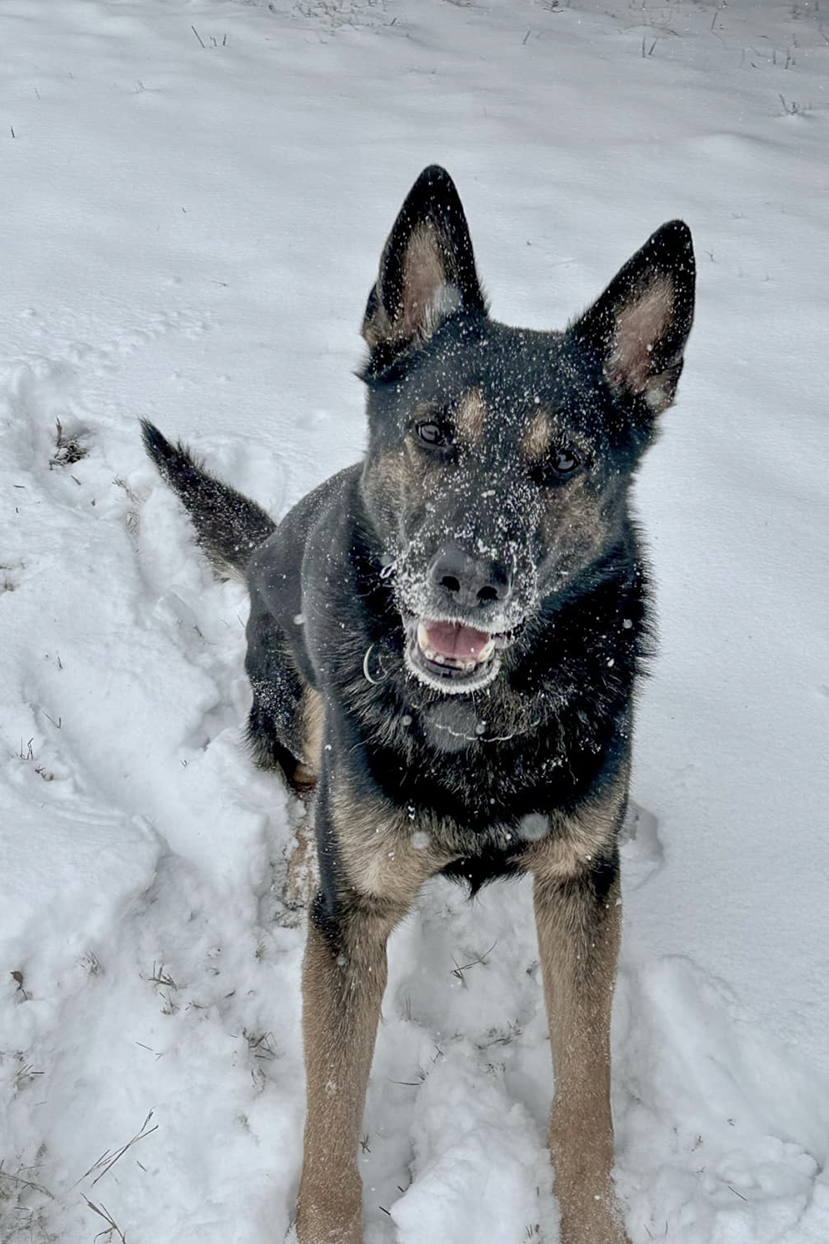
[
  {"xmin": 454, "ymin": 388, "xmax": 487, "ymax": 444},
  {"xmin": 521, "ymin": 410, "xmax": 553, "ymax": 461}
]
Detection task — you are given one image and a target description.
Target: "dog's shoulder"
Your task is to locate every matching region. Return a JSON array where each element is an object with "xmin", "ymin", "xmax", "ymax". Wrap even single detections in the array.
[{"xmin": 247, "ymin": 463, "xmax": 363, "ymax": 615}]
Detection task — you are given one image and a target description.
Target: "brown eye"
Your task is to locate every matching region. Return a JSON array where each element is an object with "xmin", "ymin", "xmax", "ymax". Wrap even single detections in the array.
[
  {"xmin": 553, "ymin": 447, "xmax": 580, "ymax": 475},
  {"xmin": 416, "ymin": 421, "xmax": 449, "ymax": 446}
]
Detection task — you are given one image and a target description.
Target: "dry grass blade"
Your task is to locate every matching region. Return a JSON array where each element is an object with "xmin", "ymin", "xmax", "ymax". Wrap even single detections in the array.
[
  {"xmin": 450, "ymin": 938, "xmax": 499, "ymax": 983},
  {"xmin": 74, "ymin": 1111, "xmax": 158, "ymax": 1189},
  {"xmin": 82, "ymin": 1195, "xmax": 128, "ymax": 1242},
  {"xmin": 0, "ymin": 1161, "xmax": 54, "ymax": 1199},
  {"xmin": 147, "ymin": 962, "xmax": 177, "ymax": 990},
  {"xmin": 91, "ymin": 1112, "xmax": 157, "ymax": 1187},
  {"xmin": 50, "ymin": 418, "xmax": 88, "ymax": 468},
  {"xmin": 74, "ymin": 1147, "xmax": 113, "ymax": 1188}
]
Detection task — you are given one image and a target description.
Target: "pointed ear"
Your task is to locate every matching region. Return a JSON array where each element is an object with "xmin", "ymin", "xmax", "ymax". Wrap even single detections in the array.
[
  {"xmin": 362, "ymin": 166, "xmax": 487, "ymax": 367},
  {"xmin": 569, "ymin": 220, "xmax": 695, "ymax": 414}
]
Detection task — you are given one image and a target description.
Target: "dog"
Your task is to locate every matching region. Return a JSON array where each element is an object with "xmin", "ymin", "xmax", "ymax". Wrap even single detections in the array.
[{"xmin": 142, "ymin": 165, "xmax": 695, "ymax": 1244}]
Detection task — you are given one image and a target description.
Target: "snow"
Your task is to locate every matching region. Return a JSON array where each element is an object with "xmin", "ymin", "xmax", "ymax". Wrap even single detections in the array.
[{"xmin": 1, "ymin": 0, "xmax": 827, "ymax": 1241}]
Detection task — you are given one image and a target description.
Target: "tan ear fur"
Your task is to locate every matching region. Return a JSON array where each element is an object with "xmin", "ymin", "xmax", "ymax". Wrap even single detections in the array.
[{"xmin": 607, "ymin": 274, "xmax": 676, "ymax": 413}]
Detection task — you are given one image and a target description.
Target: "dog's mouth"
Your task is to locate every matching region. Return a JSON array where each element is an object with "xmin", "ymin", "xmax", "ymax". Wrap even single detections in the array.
[{"xmin": 404, "ymin": 616, "xmax": 512, "ymax": 695}]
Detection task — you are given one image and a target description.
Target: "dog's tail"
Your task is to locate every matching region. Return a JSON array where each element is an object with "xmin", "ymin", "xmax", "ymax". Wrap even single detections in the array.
[{"xmin": 141, "ymin": 420, "xmax": 276, "ymax": 576}]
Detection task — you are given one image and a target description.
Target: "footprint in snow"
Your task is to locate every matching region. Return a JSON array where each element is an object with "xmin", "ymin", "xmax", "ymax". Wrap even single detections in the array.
[{"xmin": 621, "ymin": 799, "xmax": 664, "ymax": 890}]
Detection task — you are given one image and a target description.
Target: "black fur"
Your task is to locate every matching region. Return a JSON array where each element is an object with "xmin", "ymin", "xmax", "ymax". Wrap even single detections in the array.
[
  {"xmin": 140, "ymin": 420, "xmax": 275, "ymax": 574},
  {"xmin": 142, "ymin": 166, "xmax": 694, "ymax": 914}
]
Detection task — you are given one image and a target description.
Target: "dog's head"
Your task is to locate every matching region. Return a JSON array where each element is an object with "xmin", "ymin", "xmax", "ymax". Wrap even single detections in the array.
[{"xmin": 358, "ymin": 166, "xmax": 695, "ymax": 695}]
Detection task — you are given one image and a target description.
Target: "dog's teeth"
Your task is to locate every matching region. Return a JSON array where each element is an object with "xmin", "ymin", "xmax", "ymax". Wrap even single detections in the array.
[{"xmin": 415, "ymin": 622, "xmax": 495, "ymax": 672}]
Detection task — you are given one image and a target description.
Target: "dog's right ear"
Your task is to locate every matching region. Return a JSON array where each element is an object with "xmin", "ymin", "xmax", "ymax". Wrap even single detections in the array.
[
  {"xmin": 568, "ymin": 220, "xmax": 695, "ymax": 415},
  {"xmin": 361, "ymin": 166, "xmax": 487, "ymax": 370}
]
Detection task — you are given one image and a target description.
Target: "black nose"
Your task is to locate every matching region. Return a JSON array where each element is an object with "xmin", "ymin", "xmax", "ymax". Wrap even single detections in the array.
[{"xmin": 429, "ymin": 545, "xmax": 512, "ymax": 611}]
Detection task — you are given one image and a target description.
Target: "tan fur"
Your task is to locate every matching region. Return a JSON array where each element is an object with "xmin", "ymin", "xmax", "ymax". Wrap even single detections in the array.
[
  {"xmin": 455, "ymin": 388, "xmax": 487, "ymax": 446},
  {"xmin": 401, "ymin": 222, "xmax": 453, "ymax": 338},
  {"xmin": 294, "ymin": 753, "xmax": 632, "ymax": 1244},
  {"xmin": 516, "ymin": 766, "xmax": 628, "ymax": 882},
  {"xmin": 373, "ymin": 446, "xmax": 407, "ymax": 491},
  {"xmin": 361, "ymin": 301, "xmax": 393, "ymax": 350},
  {"xmin": 301, "ymin": 687, "xmax": 325, "ymax": 772},
  {"xmin": 539, "ymin": 475, "xmax": 612, "ymax": 591},
  {"xmin": 521, "ymin": 409, "xmax": 553, "ymax": 461},
  {"xmin": 297, "ymin": 915, "xmax": 388, "ymax": 1244},
  {"xmin": 521, "ymin": 770, "xmax": 631, "ymax": 1244},
  {"xmin": 536, "ymin": 875, "xmax": 625, "ymax": 1244},
  {"xmin": 361, "ymin": 446, "xmax": 424, "ymax": 557},
  {"xmin": 288, "ymin": 686, "xmax": 325, "ymax": 796},
  {"xmin": 333, "ymin": 782, "xmax": 454, "ymax": 903},
  {"xmin": 363, "ymin": 222, "xmax": 458, "ymax": 350},
  {"xmin": 608, "ymin": 274, "xmax": 674, "ymax": 410},
  {"xmin": 296, "ymin": 783, "xmax": 451, "ymax": 1244}
]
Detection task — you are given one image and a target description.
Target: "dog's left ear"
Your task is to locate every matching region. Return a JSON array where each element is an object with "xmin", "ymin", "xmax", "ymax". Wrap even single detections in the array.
[
  {"xmin": 362, "ymin": 166, "xmax": 487, "ymax": 367},
  {"xmin": 569, "ymin": 220, "xmax": 695, "ymax": 414}
]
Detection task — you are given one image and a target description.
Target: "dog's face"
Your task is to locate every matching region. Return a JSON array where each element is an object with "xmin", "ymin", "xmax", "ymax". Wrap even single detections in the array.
[{"xmin": 359, "ymin": 167, "xmax": 695, "ymax": 695}]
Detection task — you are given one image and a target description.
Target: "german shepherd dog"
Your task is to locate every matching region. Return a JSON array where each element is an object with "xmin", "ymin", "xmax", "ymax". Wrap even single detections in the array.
[{"xmin": 142, "ymin": 166, "xmax": 694, "ymax": 1244}]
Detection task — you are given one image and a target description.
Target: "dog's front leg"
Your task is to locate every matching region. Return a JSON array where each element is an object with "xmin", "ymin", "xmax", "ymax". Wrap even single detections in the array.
[
  {"xmin": 296, "ymin": 906, "xmax": 390, "ymax": 1244},
  {"xmin": 532, "ymin": 853, "xmax": 631, "ymax": 1244},
  {"xmin": 295, "ymin": 784, "xmax": 434, "ymax": 1244}
]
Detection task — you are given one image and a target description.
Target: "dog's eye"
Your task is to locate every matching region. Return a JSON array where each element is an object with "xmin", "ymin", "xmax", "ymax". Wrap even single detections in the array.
[
  {"xmin": 552, "ymin": 447, "xmax": 580, "ymax": 475},
  {"xmin": 531, "ymin": 445, "xmax": 582, "ymax": 487},
  {"xmin": 416, "ymin": 421, "xmax": 449, "ymax": 447}
]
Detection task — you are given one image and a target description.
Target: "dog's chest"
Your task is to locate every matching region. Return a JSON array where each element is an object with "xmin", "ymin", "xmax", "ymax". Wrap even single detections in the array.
[
  {"xmin": 420, "ymin": 699, "xmax": 493, "ymax": 752},
  {"xmin": 349, "ymin": 662, "xmax": 621, "ymax": 831},
  {"xmin": 401, "ymin": 697, "xmax": 571, "ymax": 821}
]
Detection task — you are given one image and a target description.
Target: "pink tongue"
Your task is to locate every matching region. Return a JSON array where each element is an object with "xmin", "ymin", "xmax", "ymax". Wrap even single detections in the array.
[{"xmin": 423, "ymin": 620, "xmax": 491, "ymax": 660}]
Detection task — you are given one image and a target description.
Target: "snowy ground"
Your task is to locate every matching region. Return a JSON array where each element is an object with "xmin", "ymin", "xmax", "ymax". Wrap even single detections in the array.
[{"xmin": 1, "ymin": 1, "xmax": 828, "ymax": 1241}]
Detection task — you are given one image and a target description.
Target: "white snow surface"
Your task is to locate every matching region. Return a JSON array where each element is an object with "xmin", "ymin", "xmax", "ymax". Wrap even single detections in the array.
[{"xmin": 1, "ymin": 1, "xmax": 828, "ymax": 1241}]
